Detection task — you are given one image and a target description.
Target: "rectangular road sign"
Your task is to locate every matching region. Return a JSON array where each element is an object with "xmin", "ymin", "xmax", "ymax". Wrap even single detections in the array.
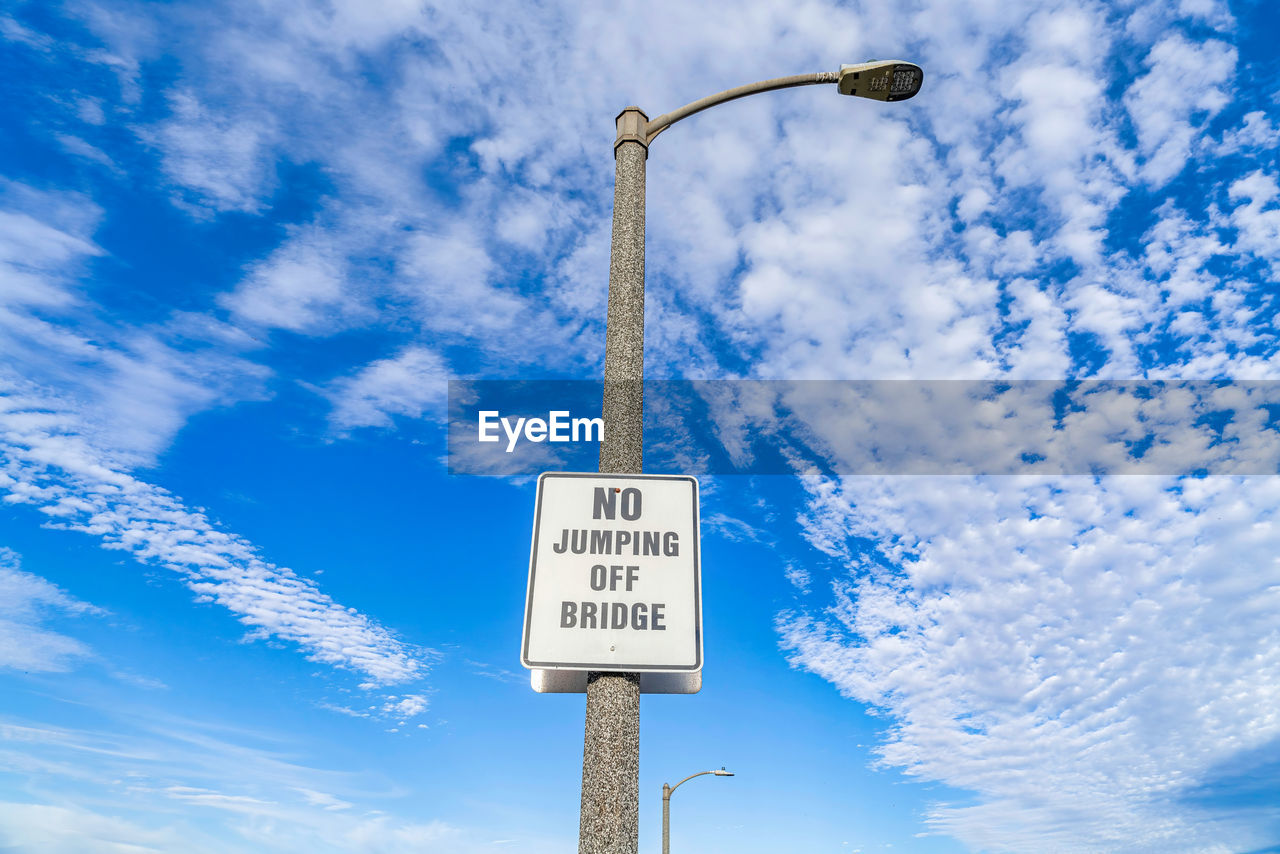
[{"xmin": 522, "ymin": 472, "xmax": 702, "ymax": 672}]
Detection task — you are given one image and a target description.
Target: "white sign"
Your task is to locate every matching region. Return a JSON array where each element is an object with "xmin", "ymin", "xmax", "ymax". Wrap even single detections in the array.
[{"xmin": 522, "ymin": 472, "xmax": 702, "ymax": 672}]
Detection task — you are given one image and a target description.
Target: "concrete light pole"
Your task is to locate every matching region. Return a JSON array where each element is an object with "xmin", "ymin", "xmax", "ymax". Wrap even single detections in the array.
[
  {"xmin": 580, "ymin": 61, "xmax": 924, "ymax": 854},
  {"xmin": 662, "ymin": 768, "xmax": 734, "ymax": 854}
]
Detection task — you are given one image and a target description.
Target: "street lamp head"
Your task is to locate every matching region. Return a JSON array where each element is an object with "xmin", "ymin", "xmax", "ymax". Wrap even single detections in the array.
[
  {"xmin": 837, "ymin": 60, "xmax": 924, "ymax": 102},
  {"xmin": 713, "ymin": 767, "xmax": 734, "ymax": 776}
]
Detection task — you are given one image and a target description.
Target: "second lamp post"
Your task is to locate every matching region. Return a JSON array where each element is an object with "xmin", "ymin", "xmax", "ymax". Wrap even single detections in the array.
[{"xmin": 662, "ymin": 767, "xmax": 735, "ymax": 854}]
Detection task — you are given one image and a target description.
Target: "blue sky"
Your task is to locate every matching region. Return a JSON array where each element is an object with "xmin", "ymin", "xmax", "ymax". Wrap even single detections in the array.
[{"xmin": 2, "ymin": 1, "xmax": 1280, "ymax": 852}]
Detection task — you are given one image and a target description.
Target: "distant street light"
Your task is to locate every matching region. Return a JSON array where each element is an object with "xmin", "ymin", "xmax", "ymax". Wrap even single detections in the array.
[
  {"xmin": 580, "ymin": 61, "xmax": 923, "ymax": 854},
  {"xmin": 662, "ymin": 767, "xmax": 735, "ymax": 854}
]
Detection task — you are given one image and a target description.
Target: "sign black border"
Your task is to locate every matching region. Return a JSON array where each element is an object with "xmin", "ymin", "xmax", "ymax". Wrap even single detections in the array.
[{"xmin": 521, "ymin": 472, "xmax": 703, "ymax": 672}]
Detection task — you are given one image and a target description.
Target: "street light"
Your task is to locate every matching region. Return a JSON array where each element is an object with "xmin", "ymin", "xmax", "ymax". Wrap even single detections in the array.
[
  {"xmin": 580, "ymin": 61, "xmax": 923, "ymax": 854},
  {"xmin": 837, "ymin": 60, "xmax": 924, "ymax": 101},
  {"xmin": 662, "ymin": 767, "xmax": 735, "ymax": 854}
]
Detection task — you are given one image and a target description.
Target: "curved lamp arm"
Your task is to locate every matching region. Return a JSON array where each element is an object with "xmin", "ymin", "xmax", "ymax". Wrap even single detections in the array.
[
  {"xmin": 665, "ymin": 767, "xmax": 735, "ymax": 797},
  {"xmin": 644, "ymin": 71, "xmax": 838, "ymax": 144},
  {"xmin": 628, "ymin": 60, "xmax": 924, "ymax": 149},
  {"xmin": 667, "ymin": 770, "xmax": 714, "ymax": 795}
]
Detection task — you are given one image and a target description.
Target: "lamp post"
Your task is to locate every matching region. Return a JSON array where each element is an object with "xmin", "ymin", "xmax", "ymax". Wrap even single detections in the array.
[
  {"xmin": 580, "ymin": 60, "xmax": 924, "ymax": 854},
  {"xmin": 662, "ymin": 767, "xmax": 734, "ymax": 854}
]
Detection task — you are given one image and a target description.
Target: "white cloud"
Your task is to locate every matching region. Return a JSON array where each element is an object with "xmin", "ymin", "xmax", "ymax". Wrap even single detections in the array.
[
  {"xmin": 780, "ymin": 474, "xmax": 1280, "ymax": 853},
  {"xmin": 784, "ymin": 563, "xmax": 812, "ymax": 594},
  {"xmin": 1065, "ymin": 282, "xmax": 1146, "ymax": 371},
  {"xmin": 54, "ymin": 133, "xmax": 122, "ymax": 173},
  {"xmin": 296, "ymin": 787, "xmax": 353, "ymax": 811},
  {"xmin": 995, "ymin": 67, "xmax": 1126, "ymax": 269},
  {"xmin": 1141, "ymin": 202, "xmax": 1225, "ymax": 304},
  {"xmin": 0, "ymin": 712, "xmax": 549, "ymax": 854},
  {"xmin": 1123, "ymin": 35, "xmax": 1236, "ymax": 187},
  {"xmin": 0, "ymin": 802, "xmax": 208, "ymax": 854},
  {"xmin": 0, "ymin": 377, "xmax": 430, "ymax": 687},
  {"xmin": 1125, "ymin": 0, "xmax": 1235, "ymax": 45},
  {"xmin": 0, "ymin": 181, "xmax": 272, "ymax": 467},
  {"xmin": 1001, "ymin": 278, "xmax": 1071, "ymax": 378},
  {"xmin": 1214, "ymin": 110, "xmax": 1280, "ymax": 156},
  {"xmin": 221, "ymin": 231, "xmax": 358, "ymax": 334},
  {"xmin": 381, "ymin": 693, "xmax": 429, "ymax": 724},
  {"xmin": 74, "ymin": 96, "xmax": 107, "ymax": 125},
  {"xmin": 0, "ymin": 548, "xmax": 103, "ymax": 672},
  {"xmin": 326, "ymin": 346, "xmax": 448, "ymax": 431},
  {"xmin": 0, "ymin": 13, "xmax": 54, "ymax": 51},
  {"xmin": 1227, "ymin": 170, "xmax": 1280, "ymax": 276},
  {"xmin": 0, "ymin": 181, "xmax": 102, "ymax": 311},
  {"xmin": 145, "ymin": 90, "xmax": 279, "ymax": 214},
  {"xmin": 0, "ymin": 795, "xmax": 462, "ymax": 854},
  {"xmin": 269, "ymin": 0, "xmax": 434, "ymax": 53},
  {"xmin": 36, "ymin": 0, "xmax": 1269, "ymax": 392},
  {"xmin": 397, "ymin": 230, "xmax": 516, "ymax": 337}
]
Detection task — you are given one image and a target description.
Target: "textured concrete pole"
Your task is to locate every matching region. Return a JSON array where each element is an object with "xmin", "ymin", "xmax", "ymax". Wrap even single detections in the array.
[
  {"xmin": 599, "ymin": 107, "xmax": 648, "ymax": 476},
  {"xmin": 661, "ymin": 784, "xmax": 671, "ymax": 854},
  {"xmin": 578, "ymin": 107, "xmax": 648, "ymax": 854}
]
